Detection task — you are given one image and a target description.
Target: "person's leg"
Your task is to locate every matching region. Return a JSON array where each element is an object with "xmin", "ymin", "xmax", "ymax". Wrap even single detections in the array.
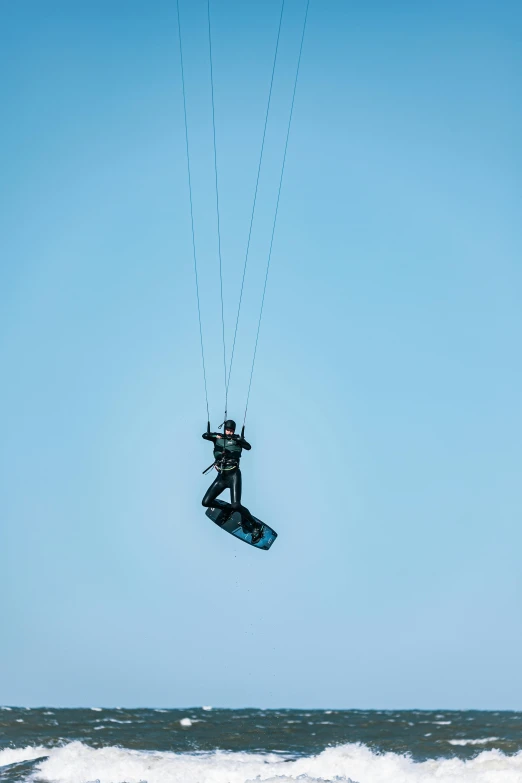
[
  {"xmin": 202, "ymin": 472, "xmax": 228, "ymax": 508},
  {"xmin": 229, "ymin": 469, "xmax": 248, "ymax": 517},
  {"xmin": 229, "ymin": 470, "xmax": 261, "ymax": 535}
]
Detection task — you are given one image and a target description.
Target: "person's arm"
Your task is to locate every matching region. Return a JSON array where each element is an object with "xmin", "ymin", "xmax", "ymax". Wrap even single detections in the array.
[
  {"xmin": 202, "ymin": 422, "xmax": 217, "ymax": 441},
  {"xmin": 237, "ymin": 425, "xmax": 251, "ymax": 451}
]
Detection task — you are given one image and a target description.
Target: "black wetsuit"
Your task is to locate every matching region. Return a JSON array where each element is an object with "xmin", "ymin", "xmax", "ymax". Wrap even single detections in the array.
[{"xmin": 201, "ymin": 430, "xmax": 256, "ymax": 531}]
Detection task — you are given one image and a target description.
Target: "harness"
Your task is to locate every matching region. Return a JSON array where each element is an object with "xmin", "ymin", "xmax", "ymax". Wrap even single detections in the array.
[{"xmin": 202, "ymin": 460, "xmax": 238, "ymax": 475}]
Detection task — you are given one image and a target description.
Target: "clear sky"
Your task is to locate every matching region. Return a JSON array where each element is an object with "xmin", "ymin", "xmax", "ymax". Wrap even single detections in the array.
[{"xmin": 1, "ymin": 0, "xmax": 521, "ymax": 710}]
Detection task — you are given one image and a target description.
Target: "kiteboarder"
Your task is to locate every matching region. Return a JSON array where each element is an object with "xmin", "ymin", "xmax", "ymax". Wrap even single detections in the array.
[{"xmin": 202, "ymin": 419, "xmax": 264, "ymax": 543}]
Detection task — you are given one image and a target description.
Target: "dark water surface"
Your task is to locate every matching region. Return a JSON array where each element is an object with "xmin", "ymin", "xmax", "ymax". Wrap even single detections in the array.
[{"xmin": 1, "ymin": 706, "xmax": 521, "ymax": 758}]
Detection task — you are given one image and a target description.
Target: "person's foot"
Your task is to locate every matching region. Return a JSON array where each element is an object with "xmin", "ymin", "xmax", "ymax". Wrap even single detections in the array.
[{"xmin": 250, "ymin": 524, "xmax": 264, "ymax": 544}]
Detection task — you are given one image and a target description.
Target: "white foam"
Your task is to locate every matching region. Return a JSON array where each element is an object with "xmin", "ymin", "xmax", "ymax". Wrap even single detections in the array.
[
  {"xmin": 0, "ymin": 745, "xmax": 48, "ymax": 766},
  {"xmin": 179, "ymin": 718, "xmax": 192, "ymax": 727},
  {"xmin": 448, "ymin": 737, "xmax": 501, "ymax": 746},
  {"xmin": 90, "ymin": 707, "xmax": 103, "ymax": 712},
  {"xmin": 202, "ymin": 706, "xmax": 213, "ymax": 711},
  {"xmin": 9, "ymin": 740, "xmax": 519, "ymax": 783}
]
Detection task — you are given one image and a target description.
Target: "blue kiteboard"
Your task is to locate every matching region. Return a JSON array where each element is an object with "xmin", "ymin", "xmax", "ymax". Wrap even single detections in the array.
[{"xmin": 205, "ymin": 501, "xmax": 277, "ymax": 551}]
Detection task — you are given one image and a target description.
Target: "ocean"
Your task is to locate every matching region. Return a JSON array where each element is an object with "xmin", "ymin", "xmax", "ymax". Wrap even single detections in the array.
[{"xmin": 1, "ymin": 706, "xmax": 521, "ymax": 782}]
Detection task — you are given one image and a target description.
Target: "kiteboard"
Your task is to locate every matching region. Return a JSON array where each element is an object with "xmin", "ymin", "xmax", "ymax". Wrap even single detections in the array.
[{"xmin": 205, "ymin": 500, "xmax": 277, "ymax": 551}]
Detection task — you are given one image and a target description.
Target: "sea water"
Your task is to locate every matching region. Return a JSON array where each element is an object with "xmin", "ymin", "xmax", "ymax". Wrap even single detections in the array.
[{"xmin": 1, "ymin": 706, "xmax": 521, "ymax": 782}]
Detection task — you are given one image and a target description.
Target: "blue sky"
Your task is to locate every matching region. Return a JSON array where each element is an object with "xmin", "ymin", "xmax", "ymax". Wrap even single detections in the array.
[{"xmin": 1, "ymin": 0, "xmax": 521, "ymax": 709}]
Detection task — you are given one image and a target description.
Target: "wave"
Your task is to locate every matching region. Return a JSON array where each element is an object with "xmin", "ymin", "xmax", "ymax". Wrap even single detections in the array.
[
  {"xmin": 1, "ymin": 741, "xmax": 521, "ymax": 783},
  {"xmin": 448, "ymin": 737, "xmax": 501, "ymax": 746}
]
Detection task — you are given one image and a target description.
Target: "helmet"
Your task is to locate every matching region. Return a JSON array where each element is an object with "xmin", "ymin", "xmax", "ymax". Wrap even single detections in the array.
[{"xmin": 224, "ymin": 419, "xmax": 236, "ymax": 432}]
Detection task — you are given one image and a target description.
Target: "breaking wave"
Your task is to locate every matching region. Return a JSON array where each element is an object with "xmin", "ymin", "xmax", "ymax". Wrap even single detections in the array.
[{"xmin": 1, "ymin": 741, "xmax": 521, "ymax": 783}]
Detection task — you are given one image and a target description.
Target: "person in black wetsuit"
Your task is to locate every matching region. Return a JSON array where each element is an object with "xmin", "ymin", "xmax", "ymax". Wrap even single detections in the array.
[{"xmin": 202, "ymin": 419, "xmax": 263, "ymax": 543}]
